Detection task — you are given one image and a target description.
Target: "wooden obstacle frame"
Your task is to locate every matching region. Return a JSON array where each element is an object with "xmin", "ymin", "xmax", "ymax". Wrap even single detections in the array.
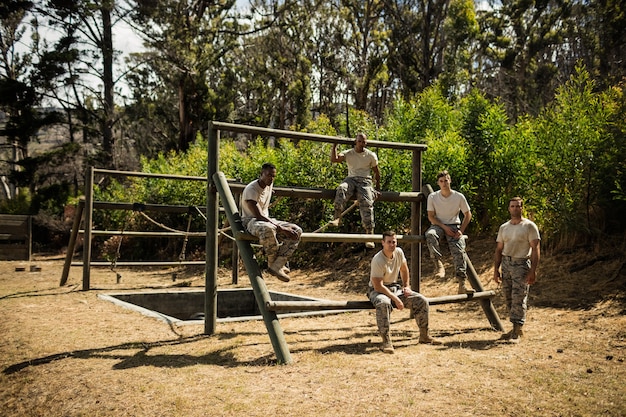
[
  {"xmin": 61, "ymin": 121, "xmax": 502, "ymax": 364},
  {"xmin": 206, "ymin": 122, "xmax": 503, "ymax": 364}
]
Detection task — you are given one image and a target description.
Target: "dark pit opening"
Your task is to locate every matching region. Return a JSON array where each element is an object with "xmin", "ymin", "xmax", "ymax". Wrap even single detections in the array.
[{"xmin": 99, "ymin": 288, "xmax": 344, "ymax": 323}]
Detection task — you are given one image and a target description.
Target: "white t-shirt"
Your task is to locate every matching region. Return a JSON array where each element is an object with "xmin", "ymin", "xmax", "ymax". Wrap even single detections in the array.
[
  {"xmin": 369, "ymin": 247, "xmax": 406, "ymax": 287},
  {"xmin": 427, "ymin": 190, "xmax": 470, "ymax": 225},
  {"xmin": 496, "ymin": 218, "xmax": 541, "ymax": 259},
  {"xmin": 241, "ymin": 180, "xmax": 273, "ymax": 221},
  {"xmin": 341, "ymin": 148, "xmax": 378, "ymax": 178}
]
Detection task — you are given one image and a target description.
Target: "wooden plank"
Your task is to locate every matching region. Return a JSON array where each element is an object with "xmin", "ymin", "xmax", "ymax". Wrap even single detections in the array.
[{"xmin": 266, "ymin": 291, "xmax": 496, "ymax": 312}]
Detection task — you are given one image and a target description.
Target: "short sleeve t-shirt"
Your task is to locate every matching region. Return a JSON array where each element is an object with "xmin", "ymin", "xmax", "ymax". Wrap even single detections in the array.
[
  {"xmin": 369, "ymin": 247, "xmax": 406, "ymax": 287},
  {"xmin": 427, "ymin": 190, "xmax": 470, "ymax": 225},
  {"xmin": 496, "ymin": 218, "xmax": 541, "ymax": 259},
  {"xmin": 340, "ymin": 148, "xmax": 378, "ymax": 178},
  {"xmin": 241, "ymin": 180, "xmax": 273, "ymax": 221}
]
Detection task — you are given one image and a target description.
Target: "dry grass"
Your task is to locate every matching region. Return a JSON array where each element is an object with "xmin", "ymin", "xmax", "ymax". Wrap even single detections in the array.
[{"xmin": 1, "ymin": 239, "xmax": 625, "ymax": 417}]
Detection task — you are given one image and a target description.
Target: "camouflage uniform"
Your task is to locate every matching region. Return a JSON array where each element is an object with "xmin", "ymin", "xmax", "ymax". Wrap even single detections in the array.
[
  {"xmin": 368, "ymin": 284, "xmax": 430, "ymax": 335},
  {"xmin": 500, "ymin": 257, "xmax": 530, "ymax": 324},
  {"xmin": 425, "ymin": 224, "xmax": 467, "ymax": 279},
  {"xmin": 243, "ymin": 218, "xmax": 302, "ymax": 260},
  {"xmin": 334, "ymin": 177, "xmax": 375, "ymax": 231}
]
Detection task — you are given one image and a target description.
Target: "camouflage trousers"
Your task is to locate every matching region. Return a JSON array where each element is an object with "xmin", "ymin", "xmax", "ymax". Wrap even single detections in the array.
[
  {"xmin": 501, "ymin": 257, "xmax": 531, "ymax": 325},
  {"xmin": 425, "ymin": 224, "xmax": 467, "ymax": 279},
  {"xmin": 367, "ymin": 284, "xmax": 429, "ymax": 335},
  {"xmin": 243, "ymin": 218, "xmax": 302, "ymax": 260},
  {"xmin": 334, "ymin": 176, "xmax": 375, "ymax": 231}
]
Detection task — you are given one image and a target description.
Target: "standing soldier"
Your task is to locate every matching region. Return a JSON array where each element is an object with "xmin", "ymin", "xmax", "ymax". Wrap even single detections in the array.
[{"xmin": 494, "ymin": 197, "xmax": 541, "ymax": 343}]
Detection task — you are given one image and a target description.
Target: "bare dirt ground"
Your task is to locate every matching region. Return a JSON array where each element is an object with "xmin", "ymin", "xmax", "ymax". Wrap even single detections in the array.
[{"xmin": 1, "ymin": 238, "xmax": 625, "ymax": 417}]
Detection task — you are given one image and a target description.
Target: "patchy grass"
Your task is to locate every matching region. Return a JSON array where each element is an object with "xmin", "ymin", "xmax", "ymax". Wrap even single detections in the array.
[{"xmin": 1, "ymin": 238, "xmax": 625, "ymax": 416}]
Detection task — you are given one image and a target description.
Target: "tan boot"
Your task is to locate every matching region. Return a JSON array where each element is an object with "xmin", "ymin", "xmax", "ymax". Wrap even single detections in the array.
[
  {"xmin": 419, "ymin": 327, "xmax": 442, "ymax": 345},
  {"xmin": 328, "ymin": 218, "xmax": 341, "ymax": 227},
  {"xmin": 365, "ymin": 228, "xmax": 375, "ymax": 249},
  {"xmin": 380, "ymin": 332, "xmax": 394, "ymax": 354},
  {"xmin": 434, "ymin": 260, "xmax": 445, "ymax": 279},
  {"xmin": 499, "ymin": 328, "xmax": 514, "ymax": 341},
  {"xmin": 508, "ymin": 324, "xmax": 523, "ymax": 344},
  {"xmin": 457, "ymin": 280, "xmax": 476, "ymax": 294},
  {"xmin": 268, "ymin": 256, "xmax": 291, "ymax": 282}
]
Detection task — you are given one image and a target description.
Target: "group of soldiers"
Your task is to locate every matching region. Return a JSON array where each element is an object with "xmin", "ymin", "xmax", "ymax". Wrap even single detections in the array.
[{"xmin": 240, "ymin": 134, "xmax": 540, "ymax": 352}]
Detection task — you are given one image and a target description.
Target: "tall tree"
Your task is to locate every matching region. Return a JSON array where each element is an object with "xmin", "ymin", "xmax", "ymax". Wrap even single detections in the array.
[
  {"xmin": 384, "ymin": 0, "xmax": 451, "ymax": 96},
  {"xmin": 476, "ymin": 0, "xmax": 571, "ymax": 120},
  {"xmin": 34, "ymin": 0, "xmax": 122, "ymax": 166},
  {"xmin": 128, "ymin": 0, "xmax": 241, "ymax": 151}
]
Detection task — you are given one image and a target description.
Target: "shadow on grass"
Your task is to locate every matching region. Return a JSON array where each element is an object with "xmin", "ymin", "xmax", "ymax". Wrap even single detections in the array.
[
  {"xmin": 3, "ymin": 322, "xmax": 509, "ymax": 375},
  {"xmin": 1, "ymin": 332, "xmax": 287, "ymax": 375}
]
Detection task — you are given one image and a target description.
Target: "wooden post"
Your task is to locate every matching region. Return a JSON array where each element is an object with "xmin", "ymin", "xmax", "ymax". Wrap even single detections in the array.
[
  {"xmin": 411, "ymin": 149, "xmax": 422, "ymax": 293},
  {"xmin": 213, "ymin": 171, "xmax": 292, "ymax": 365},
  {"xmin": 60, "ymin": 198, "xmax": 84, "ymax": 286},
  {"xmin": 205, "ymin": 123, "xmax": 220, "ymax": 335},
  {"xmin": 465, "ymin": 255, "xmax": 504, "ymax": 331},
  {"xmin": 82, "ymin": 167, "xmax": 94, "ymax": 291}
]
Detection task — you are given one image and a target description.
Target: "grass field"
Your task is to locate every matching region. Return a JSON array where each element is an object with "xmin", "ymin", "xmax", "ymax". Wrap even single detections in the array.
[{"xmin": 1, "ymin": 239, "xmax": 625, "ymax": 416}]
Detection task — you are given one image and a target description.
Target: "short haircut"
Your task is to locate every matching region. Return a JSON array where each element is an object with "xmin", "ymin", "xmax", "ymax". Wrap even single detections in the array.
[
  {"xmin": 382, "ymin": 230, "xmax": 396, "ymax": 240},
  {"xmin": 436, "ymin": 170, "xmax": 450, "ymax": 180},
  {"xmin": 509, "ymin": 196, "xmax": 523, "ymax": 206},
  {"xmin": 261, "ymin": 162, "xmax": 276, "ymax": 171},
  {"xmin": 355, "ymin": 132, "xmax": 367, "ymax": 141}
]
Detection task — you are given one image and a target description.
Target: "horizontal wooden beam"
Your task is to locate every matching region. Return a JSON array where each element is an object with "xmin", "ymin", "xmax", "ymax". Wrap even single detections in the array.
[
  {"xmin": 211, "ymin": 121, "xmax": 428, "ymax": 152},
  {"xmin": 266, "ymin": 291, "xmax": 496, "ymax": 312},
  {"xmin": 227, "ymin": 182, "xmax": 424, "ymax": 203},
  {"xmin": 71, "ymin": 261, "xmax": 206, "ymax": 267}
]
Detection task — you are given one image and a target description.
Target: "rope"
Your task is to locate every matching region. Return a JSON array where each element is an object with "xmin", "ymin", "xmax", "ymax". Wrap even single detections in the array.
[
  {"xmin": 137, "ymin": 211, "xmax": 205, "ymax": 236},
  {"xmin": 313, "ymin": 200, "xmax": 359, "ymax": 233},
  {"xmin": 178, "ymin": 213, "xmax": 193, "ymax": 261}
]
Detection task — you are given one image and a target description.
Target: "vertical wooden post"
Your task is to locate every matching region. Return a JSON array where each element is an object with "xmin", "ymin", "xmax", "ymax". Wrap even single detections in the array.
[
  {"xmin": 410, "ymin": 150, "xmax": 422, "ymax": 293},
  {"xmin": 82, "ymin": 167, "xmax": 94, "ymax": 291},
  {"xmin": 205, "ymin": 123, "xmax": 220, "ymax": 335},
  {"xmin": 60, "ymin": 198, "xmax": 84, "ymax": 286},
  {"xmin": 465, "ymin": 255, "xmax": 504, "ymax": 331},
  {"xmin": 231, "ymin": 193, "xmax": 241, "ymax": 284},
  {"xmin": 213, "ymin": 171, "xmax": 293, "ymax": 364}
]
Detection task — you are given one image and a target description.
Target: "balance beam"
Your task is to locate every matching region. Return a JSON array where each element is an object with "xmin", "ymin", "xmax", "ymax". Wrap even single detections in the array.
[{"xmin": 266, "ymin": 291, "xmax": 496, "ymax": 312}]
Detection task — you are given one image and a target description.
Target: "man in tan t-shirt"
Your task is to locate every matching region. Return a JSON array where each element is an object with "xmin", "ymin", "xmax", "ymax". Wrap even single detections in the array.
[
  {"xmin": 494, "ymin": 196, "xmax": 541, "ymax": 343},
  {"xmin": 329, "ymin": 133, "xmax": 381, "ymax": 248}
]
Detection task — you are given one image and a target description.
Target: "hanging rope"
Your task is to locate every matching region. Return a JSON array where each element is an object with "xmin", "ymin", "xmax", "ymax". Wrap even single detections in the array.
[
  {"xmin": 111, "ymin": 210, "xmax": 134, "ymax": 282},
  {"xmin": 178, "ymin": 212, "xmax": 193, "ymax": 261},
  {"xmin": 136, "ymin": 211, "xmax": 205, "ymax": 236},
  {"xmin": 313, "ymin": 200, "xmax": 359, "ymax": 233}
]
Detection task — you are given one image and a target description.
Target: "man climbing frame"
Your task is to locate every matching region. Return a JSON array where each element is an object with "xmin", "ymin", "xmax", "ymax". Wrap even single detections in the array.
[{"xmin": 329, "ymin": 132, "xmax": 381, "ymax": 249}]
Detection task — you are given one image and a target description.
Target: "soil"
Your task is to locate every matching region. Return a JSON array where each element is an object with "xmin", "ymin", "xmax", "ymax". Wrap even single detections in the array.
[{"xmin": 1, "ymin": 238, "xmax": 625, "ymax": 416}]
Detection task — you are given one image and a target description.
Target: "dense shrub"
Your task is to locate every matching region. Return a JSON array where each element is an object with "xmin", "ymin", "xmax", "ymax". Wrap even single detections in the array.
[{"xmin": 92, "ymin": 66, "xmax": 626, "ymax": 258}]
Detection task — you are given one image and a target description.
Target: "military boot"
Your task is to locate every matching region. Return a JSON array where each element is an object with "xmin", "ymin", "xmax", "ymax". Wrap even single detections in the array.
[
  {"xmin": 508, "ymin": 323, "xmax": 523, "ymax": 344},
  {"xmin": 419, "ymin": 327, "xmax": 442, "ymax": 345},
  {"xmin": 365, "ymin": 228, "xmax": 375, "ymax": 249},
  {"xmin": 434, "ymin": 260, "xmax": 445, "ymax": 279},
  {"xmin": 380, "ymin": 332, "xmax": 394, "ymax": 354},
  {"xmin": 268, "ymin": 256, "xmax": 291, "ymax": 282}
]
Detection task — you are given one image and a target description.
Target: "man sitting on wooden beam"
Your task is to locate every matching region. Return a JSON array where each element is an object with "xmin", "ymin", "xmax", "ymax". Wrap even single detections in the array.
[
  {"xmin": 241, "ymin": 163, "xmax": 302, "ymax": 282},
  {"xmin": 367, "ymin": 230, "xmax": 441, "ymax": 353}
]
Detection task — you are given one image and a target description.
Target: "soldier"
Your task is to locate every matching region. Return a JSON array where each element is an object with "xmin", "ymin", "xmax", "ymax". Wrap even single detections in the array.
[
  {"xmin": 494, "ymin": 197, "xmax": 541, "ymax": 343},
  {"xmin": 329, "ymin": 132, "xmax": 381, "ymax": 248},
  {"xmin": 241, "ymin": 163, "xmax": 302, "ymax": 282},
  {"xmin": 367, "ymin": 231, "xmax": 440, "ymax": 353},
  {"xmin": 425, "ymin": 170, "xmax": 474, "ymax": 294}
]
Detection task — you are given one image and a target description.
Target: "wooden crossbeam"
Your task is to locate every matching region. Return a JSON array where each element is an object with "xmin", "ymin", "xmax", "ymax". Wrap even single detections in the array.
[{"xmin": 266, "ymin": 291, "xmax": 496, "ymax": 312}]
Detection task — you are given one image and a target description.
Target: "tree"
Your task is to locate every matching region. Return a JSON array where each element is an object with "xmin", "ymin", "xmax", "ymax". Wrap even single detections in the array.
[
  {"xmin": 127, "ymin": 0, "xmax": 241, "ymax": 151},
  {"xmin": 33, "ymin": 0, "xmax": 124, "ymax": 167}
]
